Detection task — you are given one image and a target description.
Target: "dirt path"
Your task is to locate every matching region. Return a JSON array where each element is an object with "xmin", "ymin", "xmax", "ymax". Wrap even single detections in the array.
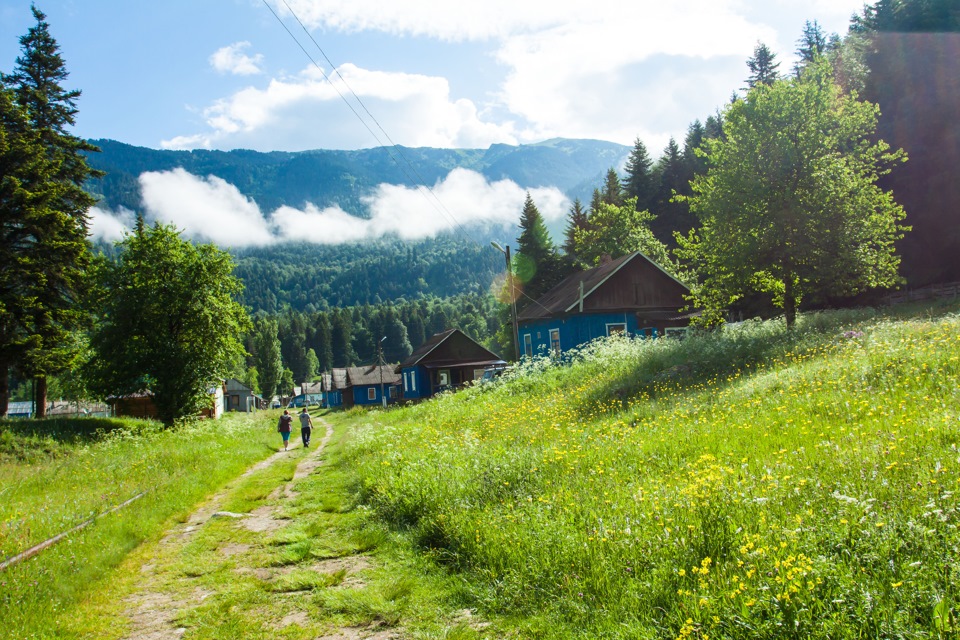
[{"xmin": 121, "ymin": 420, "xmax": 339, "ymax": 640}]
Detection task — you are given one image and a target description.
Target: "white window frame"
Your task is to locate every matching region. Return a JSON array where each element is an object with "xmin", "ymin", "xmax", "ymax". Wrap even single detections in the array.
[
  {"xmin": 523, "ymin": 333, "xmax": 533, "ymax": 357},
  {"xmin": 606, "ymin": 323, "xmax": 627, "ymax": 336},
  {"xmin": 367, "ymin": 387, "xmax": 377, "ymax": 401},
  {"xmin": 549, "ymin": 328, "xmax": 561, "ymax": 356}
]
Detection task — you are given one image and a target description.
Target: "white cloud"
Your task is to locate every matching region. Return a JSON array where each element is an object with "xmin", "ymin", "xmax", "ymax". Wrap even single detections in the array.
[
  {"xmin": 88, "ymin": 206, "xmax": 136, "ymax": 243},
  {"xmin": 271, "ymin": 0, "xmax": 561, "ymax": 41},
  {"xmin": 162, "ymin": 64, "xmax": 516, "ymax": 151},
  {"xmin": 139, "ymin": 169, "xmax": 275, "ymax": 246},
  {"xmin": 128, "ymin": 168, "xmax": 562, "ymax": 247},
  {"xmin": 209, "ymin": 41, "xmax": 264, "ymax": 76},
  {"xmin": 172, "ymin": 0, "xmax": 869, "ymax": 152}
]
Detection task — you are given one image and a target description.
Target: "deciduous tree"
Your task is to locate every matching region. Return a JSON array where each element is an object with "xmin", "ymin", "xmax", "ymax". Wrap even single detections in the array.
[
  {"xmin": 85, "ymin": 222, "xmax": 251, "ymax": 425},
  {"xmin": 678, "ymin": 61, "xmax": 908, "ymax": 328}
]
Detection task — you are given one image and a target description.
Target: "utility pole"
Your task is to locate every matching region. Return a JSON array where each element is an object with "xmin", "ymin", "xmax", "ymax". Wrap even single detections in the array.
[
  {"xmin": 491, "ymin": 242, "xmax": 520, "ymax": 360},
  {"xmin": 379, "ymin": 336, "xmax": 387, "ymax": 408}
]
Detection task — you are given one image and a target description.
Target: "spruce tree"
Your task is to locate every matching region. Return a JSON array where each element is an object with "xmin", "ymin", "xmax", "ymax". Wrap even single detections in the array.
[
  {"xmin": 3, "ymin": 6, "xmax": 103, "ymax": 416},
  {"xmin": 562, "ymin": 198, "xmax": 589, "ymax": 264},
  {"xmin": 0, "ymin": 86, "xmax": 53, "ymax": 415},
  {"xmin": 601, "ymin": 168, "xmax": 623, "ymax": 206},
  {"xmin": 515, "ymin": 192, "xmax": 562, "ymax": 304},
  {"xmin": 745, "ymin": 42, "xmax": 781, "ymax": 88},
  {"xmin": 794, "ymin": 20, "xmax": 828, "ymax": 75},
  {"xmin": 623, "ymin": 138, "xmax": 655, "ymax": 212}
]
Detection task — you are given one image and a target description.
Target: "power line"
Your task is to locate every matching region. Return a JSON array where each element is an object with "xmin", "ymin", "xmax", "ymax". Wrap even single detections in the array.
[
  {"xmin": 260, "ymin": 0, "xmax": 553, "ymax": 315},
  {"xmin": 261, "ymin": 0, "xmax": 471, "ymax": 239}
]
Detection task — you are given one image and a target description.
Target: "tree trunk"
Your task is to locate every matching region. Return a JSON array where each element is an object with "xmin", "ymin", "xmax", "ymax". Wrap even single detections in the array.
[
  {"xmin": 784, "ymin": 277, "xmax": 796, "ymax": 330},
  {"xmin": 35, "ymin": 376, "xmax": 47, "ymax": 418},
  {"xmin": 0, "ymin": 358, "xmax": 9, "ymax": 417}
]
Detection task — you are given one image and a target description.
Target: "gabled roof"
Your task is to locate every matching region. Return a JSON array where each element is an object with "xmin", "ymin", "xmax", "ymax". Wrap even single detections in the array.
[
  {"xmin": 400, "ymin": 328, "xmax": 504, "ymax": 369},
  {"xmin": 330, "ymin": 368, "xmax": 348, "ymax": 390},
  {"xmin": 346, "ymin": 365, "xmax": 401, "ymax": 386},
  {"xmin": 301, "ymin": 382, "xmax": 322, "ymax": 395},
  {"xmin": 517, "ymin": 251, "xmax": 689, "ymax": 321}
]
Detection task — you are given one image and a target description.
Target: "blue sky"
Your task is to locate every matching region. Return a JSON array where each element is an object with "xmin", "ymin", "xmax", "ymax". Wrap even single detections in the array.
[
  {"xmin": 1, "ymin": 0, "xmax": 867, "ymax": 154},
  {"xmin": 0, "ymin": 0, "xmax": 868, "ymax": 246}
]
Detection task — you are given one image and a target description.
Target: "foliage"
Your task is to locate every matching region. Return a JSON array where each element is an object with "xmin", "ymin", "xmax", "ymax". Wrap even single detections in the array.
[
  {"xmin": 677, "ymin": 60, "xmax": 908, "ymax": 328},
  {"xmin": 1, "ymin": 5, "xmax": 102, "ymax": 415},
  {"xmin": 348, "ymin": 301, "xmax": 960, "ymax": 638},
  {"xmin": 252, "ymin": 317, "xmax": 282, "ymax": 398},
  {"xmin": 84, "ymin": 222, "xmax": 251, "ymax": 424},
  {"xmin": 571, "ymin": 197, "xmax": 678, "ymax": 276}
]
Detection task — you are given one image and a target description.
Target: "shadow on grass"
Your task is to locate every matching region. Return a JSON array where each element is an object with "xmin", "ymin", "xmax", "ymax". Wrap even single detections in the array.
[{"xmin": 0, "ymin": 416, "xmax": 163, "ymax": 462}]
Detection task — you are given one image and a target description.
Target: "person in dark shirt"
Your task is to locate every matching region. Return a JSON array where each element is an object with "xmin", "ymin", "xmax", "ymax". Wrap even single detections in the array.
[
  {"xmin": 298, "ymin": 407, "xmax": 314, "ymax": 448},
  {"xmin": 277, "ymin": 410, "xmax": 293, "ymax": 451}
]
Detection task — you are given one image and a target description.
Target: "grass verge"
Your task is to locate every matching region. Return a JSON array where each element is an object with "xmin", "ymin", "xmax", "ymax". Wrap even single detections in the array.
[{"xmin": 0, "ymin": 410, "xmax": 281, "ymax": 639}]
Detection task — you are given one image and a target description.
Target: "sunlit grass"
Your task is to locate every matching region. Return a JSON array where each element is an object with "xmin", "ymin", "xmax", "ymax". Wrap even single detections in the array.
[
  {"xmin": 348, "ymin": 301, "xmax": 960, "ymax": 638},
  {"xmin": 0, "ymin": 411, "xmax": 279, "ymax": 638}
]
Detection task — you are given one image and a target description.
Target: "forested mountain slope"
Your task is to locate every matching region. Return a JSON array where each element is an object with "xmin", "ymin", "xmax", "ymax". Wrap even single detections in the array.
[{"xmin": 84, "ymin": 138, "xmax": 629, "ymax": 216}]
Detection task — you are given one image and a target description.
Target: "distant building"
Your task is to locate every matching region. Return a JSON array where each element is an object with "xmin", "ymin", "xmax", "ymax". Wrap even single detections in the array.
[
  {"xmin": 344, "ymin": 365, "xmax": 401, "ymax": 407},
  {"xmin": 225, "ymin": 378, "xmax": 265, "ymax": 412},
  {"xmin": 516, "ymin": 251, "xmax": 693, "ymax": 357},
  {"xmin": 398, "ymin": 328, "xmax": 505, "ymax": 401}
]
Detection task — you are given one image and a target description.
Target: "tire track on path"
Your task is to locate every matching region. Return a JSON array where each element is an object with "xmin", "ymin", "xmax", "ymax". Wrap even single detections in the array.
[{"xmin": 121, "ymin": 419, "xmax": 335, "ymax": 640}]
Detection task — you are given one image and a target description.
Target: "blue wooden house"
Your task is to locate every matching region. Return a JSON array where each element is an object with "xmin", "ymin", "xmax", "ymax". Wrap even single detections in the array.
[
  {"xmin": 399, "ymin": 329, "xmax": 506, "ymax": 401},
  {"xmin": 344, "ymin": 365, "xmax": 401, "ymax": 407},
  {"xmin": 516, "ymin": 251, "xmax": 692, "ymax": 357}
]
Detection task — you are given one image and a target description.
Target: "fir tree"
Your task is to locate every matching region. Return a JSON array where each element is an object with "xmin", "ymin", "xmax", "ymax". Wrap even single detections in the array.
[
  {"xmin": 623, "ymin": 138, "xmax": 655, "ymax": 212},
  {"xmin": 794, "ymin": 20, "xmax": 828, "ymax": 75},
  {"xmin": 3, "ymin": 6, "xmax": 103, "ymax": 416},
  {"xmin": 601, "ymin": 168, "xmax": 623, "ymax": 207},
  {"xmin": 562, "ymin": 198, "xmax": 589, "ymax": 261},
  {"xmin": 745, "ymin": 41, "xmax": 781, "ymax": 88},
  {"xmin": 515, "ymin": 192, "xmax": 563, "ymax": 304}
]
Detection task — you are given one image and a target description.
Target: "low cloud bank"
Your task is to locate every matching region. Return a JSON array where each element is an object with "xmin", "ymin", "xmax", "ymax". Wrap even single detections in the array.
[{"xmin": 88, "ymin": 167, "xmax": 569, "ymax": 247}]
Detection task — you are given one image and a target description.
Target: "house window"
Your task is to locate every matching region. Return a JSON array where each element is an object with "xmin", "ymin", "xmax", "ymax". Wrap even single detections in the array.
[
  {"xmin": 411, "ymin": 372, "xmax": 416, "ymax": 392},
  {"xmin": 606, "ymin": 323, "xmax": 627, "ymax": 336},
  {"xmin": 550, "ymin": 329, "xmax": 561, "ymax": 356},
  {"xmin": 438, "ymin": 370, "xmax": 450, "ymax": 386},
  {"xmin": 367, "ymin": 388, "xmax": 377, "ymax": 401},
  {"xmin": 388, "ymin": 386, "xmax": 395, "ymax": 398},
  {"xmin": 403, "ymin": 373, "xmax": 408, "ymax": 392},
  {"xmin": 665, "ymin": 327, "xmax": 688, "ymax": 339},
  {"xmin": 523, "ymin": 333, "xmax": 533, "ymax": 357}
]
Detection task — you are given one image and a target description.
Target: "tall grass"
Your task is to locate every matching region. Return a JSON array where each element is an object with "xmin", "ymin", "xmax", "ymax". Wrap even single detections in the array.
[
  {"xmin": 0, "ymin": 411, "xmax": 280, "ymax": 639},
  {"xmin": 347, "ymin": 303, "xmax": 960, "ymax": 638}
]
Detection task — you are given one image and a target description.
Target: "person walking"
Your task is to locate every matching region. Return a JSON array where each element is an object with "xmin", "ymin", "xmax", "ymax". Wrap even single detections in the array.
[
  {"xmin": 298, "ymin": 407, "xmax": 314, "ymax": 448},
  {"xmin": 277, "ymin": 409, "xmax": 293, "ymax": 451}
]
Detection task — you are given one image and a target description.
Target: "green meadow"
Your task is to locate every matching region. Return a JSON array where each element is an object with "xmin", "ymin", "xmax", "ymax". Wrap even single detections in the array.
[
  {"xmin": 0, "ymin": 412, "xmax": 279, "ymax": 638},
  {"xmin": 346, "ymin": 301, "xmax": 960, "ymax": 638},
  {"xmin": 3, "ymin": 301, "xmax": 960, "ymax": 639}
]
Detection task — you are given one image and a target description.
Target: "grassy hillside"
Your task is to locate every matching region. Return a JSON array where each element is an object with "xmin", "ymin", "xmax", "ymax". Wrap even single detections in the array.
[{"xmin": 346, "ymin": 301, "xmax": 960, "ymax": 638}]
